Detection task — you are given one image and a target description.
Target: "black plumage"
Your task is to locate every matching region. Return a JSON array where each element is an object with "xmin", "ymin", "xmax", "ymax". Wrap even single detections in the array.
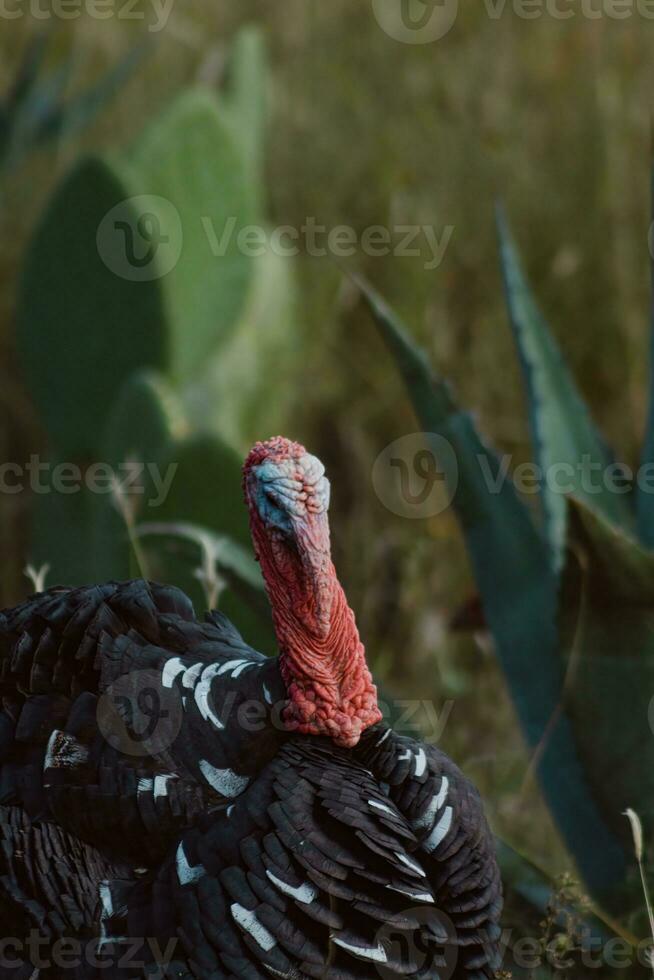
[{"xmin": 0, "ymin": 580, "xmax": 502, "ymax": 979}]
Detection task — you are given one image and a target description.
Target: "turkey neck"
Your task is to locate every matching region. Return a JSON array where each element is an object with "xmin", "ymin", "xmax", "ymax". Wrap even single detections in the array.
[{"xmin": 251, "ymin": 518, "xmax": 381, "ymax": 749}]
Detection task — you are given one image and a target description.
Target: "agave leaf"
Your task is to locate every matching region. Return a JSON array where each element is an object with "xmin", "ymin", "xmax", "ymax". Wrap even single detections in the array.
[
  {"xmin": 4, "ymin": 31, "xmax": 52, "ymax": 113},
  {"xmin": 497, "ymin": 207, "xmax": 633, "ymax": 571},
  {"xmin": 0, "ymin": 29, "xmax": 52, "ymax": 166},
  {"xmin": 0, "ymin": 31, "xmax": 69, "ymax": 169},
  {"xmin": 357, "ymin": 276, "xmax": 628, "ymax": 900},
  {"xmin": 2, "ymin": 36, "xmax": 144, "ymax": 172},
  {"xmin": 637, "ymin": 171, "xmax": 654, "ymax": 549},
  {"xmin": 561, "ymin": 497, "xmax": 654, "ymax": 846},
  {"xmin": 34, "ymin": 42, "xmax": 147, "ymax": 149}
]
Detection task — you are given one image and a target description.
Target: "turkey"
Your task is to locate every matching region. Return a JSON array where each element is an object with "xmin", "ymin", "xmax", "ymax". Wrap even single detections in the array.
[{"xmin": 0, "ymin": 436, "xmax": 502, "ymax": 980}]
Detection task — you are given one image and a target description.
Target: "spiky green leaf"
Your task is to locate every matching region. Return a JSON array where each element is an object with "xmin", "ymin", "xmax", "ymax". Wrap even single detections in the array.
[
  {"xmin": 636, "ymin": 168, "xmax": 654, "ymax": 548},
  {"xmin": 562, "ymin": 498, "xmax": 654, "ymax": 845},
  {"xmin": 358, "ymin": 276, "xmax": 627, "ymax": 901},
  {"xmin": 497, "ymin": 208, "xmax": 633, "ymax": 570}
]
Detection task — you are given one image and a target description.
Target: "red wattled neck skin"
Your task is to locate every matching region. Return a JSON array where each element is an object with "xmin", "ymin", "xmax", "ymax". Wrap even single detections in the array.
[
  {"xmin": 253, "ymin": 523, "xmax": 381, "ymax": 748},
  {"xmin": 245, "ymin": 440, "xmax": 381, "ymax": 748}
]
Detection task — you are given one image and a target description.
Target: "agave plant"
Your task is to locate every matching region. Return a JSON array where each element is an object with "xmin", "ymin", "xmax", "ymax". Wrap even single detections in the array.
[
  {"xmin": 356, "ymin": 198, "xmax": 654, "ymax": 914},
  {"xmin": 0, "ymin": 30, "xmax": 145, "ymax": 174}
]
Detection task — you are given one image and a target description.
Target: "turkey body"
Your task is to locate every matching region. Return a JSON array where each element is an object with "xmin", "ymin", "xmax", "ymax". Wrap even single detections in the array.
[{"xmin": 0, "ymin": 580, "xmax": 502, "ymax": 980}]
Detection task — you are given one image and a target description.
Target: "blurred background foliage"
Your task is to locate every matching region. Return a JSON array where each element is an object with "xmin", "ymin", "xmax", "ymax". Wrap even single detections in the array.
[{"xmin": 2, "ymin": 3, "xmax": 654, "ymax": 973}]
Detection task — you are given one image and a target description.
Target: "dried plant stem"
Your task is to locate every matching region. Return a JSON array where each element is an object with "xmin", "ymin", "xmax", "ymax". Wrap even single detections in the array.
[
  {"xmin": 24, "ymin": 563, "xmax": 50, "ymax": 593},
  {"xmin": 134, "ymin": 522, "xmax": 228, "ymax": 611},
  {"xmin": 111, "ymin": 466, "xmax": 151, "ymax": 581},
  {"xmin": 624, "ymin": 808, "xmax": 654, "ymax": 976}
]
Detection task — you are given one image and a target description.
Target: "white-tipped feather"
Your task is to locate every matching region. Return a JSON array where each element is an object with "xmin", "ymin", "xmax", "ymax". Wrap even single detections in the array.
[
  {"xmin": 266, "ymin": 871, "xmax": 318, "ymax": 904},
  {"xmin": 423, "ymin": 805, "xmax": 453, "ymax": 853},
  {"xmin": 198, "ymin": 759, "xmax": 249, "ymax": 798},
  {"xmin": 194, "ymin": 664, "xmax": 225, "ymax": 729},
  {"xmin": 369, "ymin": 799, "xmax": 394, "ymax": 815},
  {"xmin": 162, "ymin": 657, "xmax": 185, "ymax": 689},
  {"xmin": 231, "ymin": 905, "xmax": 276, "ymax": 951},
  {"xmin": 332, "ymin": 938, "xmax": 388, "ymax": 963},
  {"xmin": 175, "ymin": 842, "xmax": 206, "ymax": 885},
  {"xmin": 182, "ymin": 662, "xmax": 204, "ymax": 688},
  {"xmin": 414, "ymin": 776, "xmax": 449, "ymax": 834}
]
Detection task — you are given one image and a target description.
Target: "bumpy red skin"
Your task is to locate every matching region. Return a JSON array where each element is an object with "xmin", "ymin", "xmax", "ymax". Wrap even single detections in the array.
[{"xmin": 244, "ymin": 437, "xmax": 382, "ymax": 748}]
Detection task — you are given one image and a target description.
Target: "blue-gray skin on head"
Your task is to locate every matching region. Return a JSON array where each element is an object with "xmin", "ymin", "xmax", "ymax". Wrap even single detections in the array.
[
  {"xmin": 249, "ymin": 455, "xmax": 331, "ymax": 538},
  {"xmin": 245, "ymin": 448, "xmax": 334, "ymax": 637}
]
